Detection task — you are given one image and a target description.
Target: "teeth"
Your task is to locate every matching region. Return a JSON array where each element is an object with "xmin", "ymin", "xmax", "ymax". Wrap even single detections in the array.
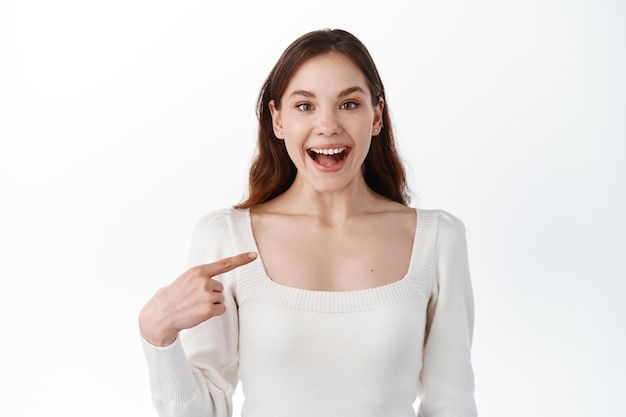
[{"xmin": 309, "ymin": 147, "xmax": 346, "ymax": 155}]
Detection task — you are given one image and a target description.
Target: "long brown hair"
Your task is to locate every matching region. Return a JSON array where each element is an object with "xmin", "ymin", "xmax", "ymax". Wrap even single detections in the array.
[{"xmin": 236, "ymin": 29, "xmax": 410, "ymax": 208}]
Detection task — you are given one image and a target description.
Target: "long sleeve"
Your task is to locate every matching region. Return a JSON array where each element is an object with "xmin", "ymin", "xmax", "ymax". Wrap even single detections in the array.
[
  {"xmin": 418, "ymin": 211, "xmax": 477, "ymax": 417},
  {"xmin": 141, "ymin": 209, "xmax": 240, "ymax": 417}
]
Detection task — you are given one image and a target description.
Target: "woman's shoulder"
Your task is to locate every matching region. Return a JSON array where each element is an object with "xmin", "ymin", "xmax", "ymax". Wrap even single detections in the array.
[
  {"xmin": 193, "ymin": 207, "xmax": 249, "ymax": 230},
  {"xmin": 416, "ymin": 208, "xmax": 466, "ymax": 232},
  {"xmin": 366, "ymin": 195, "xmax": 416, "ymax": 223},
  {"xmin": 188, "ymin": 207, "xmax": 250, "ymax": 266},
  {"xmin": 414, "ymin": 208, "xmax": 468, "ymax": 259}
]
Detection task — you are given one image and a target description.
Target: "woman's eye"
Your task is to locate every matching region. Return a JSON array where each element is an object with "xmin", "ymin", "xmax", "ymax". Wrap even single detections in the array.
[
  {"xmin": 340, "ymin": 101, "xmax": 359, "ymax": 110},
  {"xmin": 296, "ymin": 103, "xmax": 313, "ymax": 111}
]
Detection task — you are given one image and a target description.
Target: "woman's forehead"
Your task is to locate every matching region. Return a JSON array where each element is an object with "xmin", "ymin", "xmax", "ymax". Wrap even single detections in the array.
[{"xmin": 283, "ymin": 53, "xmax": 370, "ymax": 97}]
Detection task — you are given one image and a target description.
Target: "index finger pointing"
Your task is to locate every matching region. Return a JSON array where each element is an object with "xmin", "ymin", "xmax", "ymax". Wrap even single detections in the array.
[{"xmin": 199, "ymin": 252, "xmax": 258, "ymax": 277}]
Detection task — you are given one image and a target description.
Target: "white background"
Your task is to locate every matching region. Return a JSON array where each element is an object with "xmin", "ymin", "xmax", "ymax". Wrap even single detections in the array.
[{"xmin": 1, "ymin": 1, "xmax": 624, "ymax": 416}]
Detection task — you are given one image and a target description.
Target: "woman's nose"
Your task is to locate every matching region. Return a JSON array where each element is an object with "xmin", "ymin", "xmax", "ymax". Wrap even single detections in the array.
[{"xmin": 315, "ymin": 108, "xmax": 341, "ymax": 136}]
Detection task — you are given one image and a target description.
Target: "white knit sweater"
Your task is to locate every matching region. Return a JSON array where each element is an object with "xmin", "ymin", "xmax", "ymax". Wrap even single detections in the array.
[{"xmin": 141, "ymin": 208, "xmax": 477, "ymax": 417}]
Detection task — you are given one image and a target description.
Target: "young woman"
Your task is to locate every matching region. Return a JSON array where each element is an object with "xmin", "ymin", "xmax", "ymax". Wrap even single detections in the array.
[{"xmin": 139, "ymin": 29, "xmax": 477, "ymax": 417}]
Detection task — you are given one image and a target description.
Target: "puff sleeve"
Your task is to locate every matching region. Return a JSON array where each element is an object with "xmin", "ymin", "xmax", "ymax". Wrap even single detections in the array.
[
  {"xmin": 418, "ymin": 211, "xmax": 477, "ymax": 417},
  {"xmin": 141, "ymin": 209, "xmax": 240, "ymax": 417}
]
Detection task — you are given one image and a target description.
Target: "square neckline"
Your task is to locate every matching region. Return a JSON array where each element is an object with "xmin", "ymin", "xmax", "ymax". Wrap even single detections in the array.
[{"xmin": 243, "ymin": 207, "xmax": 420, "ymax": 294}]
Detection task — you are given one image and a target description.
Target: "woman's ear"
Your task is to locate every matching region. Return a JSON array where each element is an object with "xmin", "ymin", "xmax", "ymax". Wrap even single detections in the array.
[
  {"xmin": 372, "ymin": 97, "xmax": 384, "ymax": 136},
  {"xmin": 269, "ymin": 100, "xmax": 284, "ymax": 139}
]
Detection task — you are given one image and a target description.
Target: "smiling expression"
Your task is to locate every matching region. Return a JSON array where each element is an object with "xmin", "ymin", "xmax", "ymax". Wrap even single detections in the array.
[{"xmin": 269, "ymin": 52, "xmax": 384, "ymax": 194}]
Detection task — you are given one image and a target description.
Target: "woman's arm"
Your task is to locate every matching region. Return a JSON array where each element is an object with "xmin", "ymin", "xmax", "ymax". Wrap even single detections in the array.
[
  {"xmin": 140, "ymin": 210, "xmax": 254, "ymax": 417},
  {"xmin": 418, "ymin": 210, "xmax": 477, "ymax": 417}
]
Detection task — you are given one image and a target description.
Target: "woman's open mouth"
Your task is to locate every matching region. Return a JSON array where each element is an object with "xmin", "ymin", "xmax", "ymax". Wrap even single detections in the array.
[{"xmin": 307, "ymin": 147, "xmax": 350, "ymax": 168}]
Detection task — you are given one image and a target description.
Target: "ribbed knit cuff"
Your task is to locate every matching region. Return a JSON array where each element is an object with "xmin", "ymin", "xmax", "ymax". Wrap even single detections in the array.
[{"xmin": 140, "ymin": 335, "xmax": 198, "ymax": 404}]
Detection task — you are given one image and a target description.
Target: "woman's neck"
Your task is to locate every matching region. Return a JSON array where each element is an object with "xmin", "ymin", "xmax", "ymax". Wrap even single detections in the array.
[{"xmin": 259, "ymin": 175, "xmax": 388, "ymax": 226}]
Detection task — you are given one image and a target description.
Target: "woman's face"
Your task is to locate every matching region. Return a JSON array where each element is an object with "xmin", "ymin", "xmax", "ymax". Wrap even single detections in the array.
[{"xmin": 269, "ymin": 53, "xmax": 383, "ymax": 195}]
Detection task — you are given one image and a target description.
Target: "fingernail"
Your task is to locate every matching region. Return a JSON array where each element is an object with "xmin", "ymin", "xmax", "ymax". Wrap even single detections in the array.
[{"xmin": 248, "ymin": 252, "xmax": 258, "ymax": 259}]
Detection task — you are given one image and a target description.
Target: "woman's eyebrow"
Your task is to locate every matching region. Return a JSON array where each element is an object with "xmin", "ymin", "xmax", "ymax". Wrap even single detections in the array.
[
  {"xmin": 288, "ymin": 86, "xmax": 366, "ymax": 99},
  {"xmin": 289, "ymin": 89, "xmax": 315, "ymax": 99},
  {"xmin": 337, "ymin": 86, "xmax": 366, "ymax": 98}
]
